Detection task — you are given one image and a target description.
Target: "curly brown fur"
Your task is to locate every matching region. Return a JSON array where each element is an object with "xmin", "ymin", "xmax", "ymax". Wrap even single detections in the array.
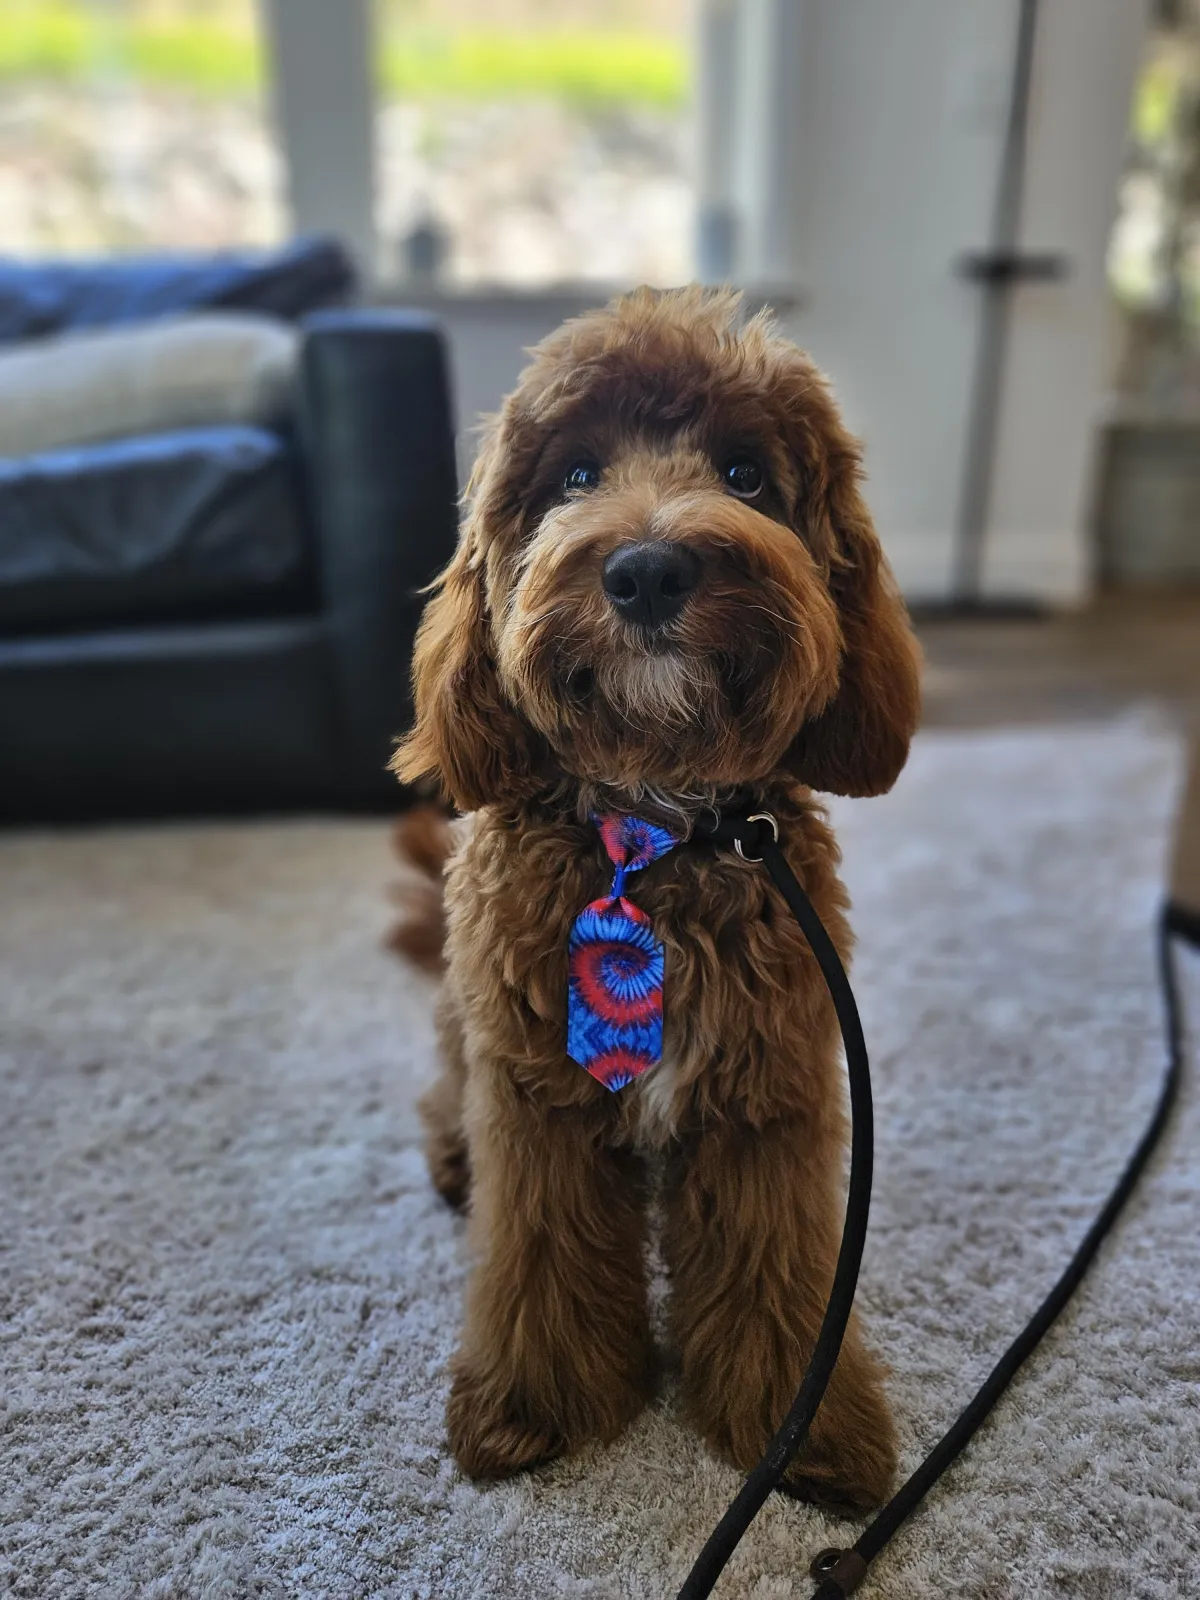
[{"xmin": 391, "ymin": 286, "xmax": 921, "ymax": 1507}]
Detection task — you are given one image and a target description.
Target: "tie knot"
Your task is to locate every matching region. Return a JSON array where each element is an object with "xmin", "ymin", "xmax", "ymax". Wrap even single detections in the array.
[{"xmin": 595, "ymin": 814, "xmax": 678, "ymax": 876}]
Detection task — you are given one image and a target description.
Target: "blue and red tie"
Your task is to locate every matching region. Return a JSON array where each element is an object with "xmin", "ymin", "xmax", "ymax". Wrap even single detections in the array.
[{"xmin": 567, "ymin": 814, "xmax": 678, "ymax": 1091}]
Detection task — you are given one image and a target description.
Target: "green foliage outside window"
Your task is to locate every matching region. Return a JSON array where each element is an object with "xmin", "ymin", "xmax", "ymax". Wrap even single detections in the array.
[{"xmin": 0, "ymin": 1, "xmax": 686, "ymax": 107}]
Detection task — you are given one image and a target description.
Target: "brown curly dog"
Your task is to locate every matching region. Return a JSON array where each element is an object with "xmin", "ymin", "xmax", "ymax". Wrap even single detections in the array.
[{"xmin": 391, "ymin": 285, "xmax": 921, "ymax": 1510}]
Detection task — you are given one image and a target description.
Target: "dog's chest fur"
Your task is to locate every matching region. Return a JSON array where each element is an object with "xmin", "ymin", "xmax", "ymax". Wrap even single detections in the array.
[
  {"xmin": 445, "ymin": 798, "xmax": 849, "ymax": 1134},
  {"xmin": 630, "ymin": 1052, "xmax": 681, "ymax": 1146}
]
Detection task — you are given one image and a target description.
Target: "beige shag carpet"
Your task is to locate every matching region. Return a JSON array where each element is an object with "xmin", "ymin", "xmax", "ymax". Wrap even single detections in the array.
[{"xmin": 2, "ymin": 718, "xmax": 1198, "ymax": 1600}]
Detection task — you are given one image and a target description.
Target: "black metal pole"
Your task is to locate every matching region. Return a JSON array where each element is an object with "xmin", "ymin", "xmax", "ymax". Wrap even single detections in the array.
[{"xmin": 951, "ymin": 0, "xmax": 1043, "ymax": 605}]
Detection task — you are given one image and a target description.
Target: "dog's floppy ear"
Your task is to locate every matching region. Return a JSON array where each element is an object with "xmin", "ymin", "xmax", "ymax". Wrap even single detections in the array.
[
  {"xmin": 780, "ymin": 363, "xmax": 922, "ymax": 797},
  {"xmin": 391, "ymin": 429, "xmax": 545, "ymax": 812}
]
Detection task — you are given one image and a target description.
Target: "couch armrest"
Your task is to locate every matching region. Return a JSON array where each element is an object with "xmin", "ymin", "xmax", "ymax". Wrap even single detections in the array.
[{"xmin": 298, "ymin": 308, "xmax": 458, "ymax": 804}]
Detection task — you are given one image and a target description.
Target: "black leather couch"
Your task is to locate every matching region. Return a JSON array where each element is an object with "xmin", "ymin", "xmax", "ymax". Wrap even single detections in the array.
[{"xmin": 0, "ymin": 309, "xmax": 458, "ymax": 823}]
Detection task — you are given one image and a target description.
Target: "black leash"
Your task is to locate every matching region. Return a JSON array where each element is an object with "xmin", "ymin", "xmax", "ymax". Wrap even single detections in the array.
[
  {"xmin": 678, "ymin": 811, "xmax": 876, "ymax": 1600},
  {"xmin": 678, "ymin": 811, "xmax": 1195, "ymax": 1600}
]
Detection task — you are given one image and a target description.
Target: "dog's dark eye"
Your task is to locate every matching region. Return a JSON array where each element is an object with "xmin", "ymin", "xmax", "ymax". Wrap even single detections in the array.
[
  {"xmin": 722, "ymin": 456, "xmax": 764, "ymax": 499},
  {"xmin": 564, "ymin": 460, "xmax": 601, "ymax": 494}
]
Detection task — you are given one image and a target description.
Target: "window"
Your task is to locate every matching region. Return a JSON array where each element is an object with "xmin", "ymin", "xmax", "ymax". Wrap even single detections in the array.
[
  {"xmin": 373, "ymin": 0, "xmax": 694, "ymax": 289},
  {"xmin": 0, "ymin": 0, "xmax": 283, "ymax": 256},
  {"xmin": 1108, "ymin": 0, "xmax": 1200, "ymax": 403}
]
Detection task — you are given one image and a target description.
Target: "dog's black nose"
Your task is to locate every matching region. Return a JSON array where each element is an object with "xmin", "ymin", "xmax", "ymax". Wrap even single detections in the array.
[{"xmin": 601, "ymin": 542, "xmax": 701, "ymax": 629}]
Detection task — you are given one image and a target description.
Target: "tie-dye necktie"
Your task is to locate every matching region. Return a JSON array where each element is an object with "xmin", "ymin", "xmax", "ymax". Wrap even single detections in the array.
[{"xmin": 567, "ymin": 814, "xmax": 678, "ymax": 1091}]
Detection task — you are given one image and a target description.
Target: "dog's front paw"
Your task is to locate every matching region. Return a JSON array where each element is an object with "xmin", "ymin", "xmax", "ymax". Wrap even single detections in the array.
[
  {"xmin": 779, "ymin": 1435, "xmax": 896, "ymax": 1516},
  {"xmin": 779, "ymin": 1374, "xmax": 898, "ymax": 1514},
  {"xmin": 685, "ymin": 1333, "xmax": 898, "ymax": 1515},
  {"xmin": 446, "ymin": 1361, "xmax": 566, "ymax": 1480}
]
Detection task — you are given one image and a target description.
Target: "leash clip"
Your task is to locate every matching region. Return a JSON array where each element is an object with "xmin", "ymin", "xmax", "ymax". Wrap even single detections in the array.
[
  {"xmin": 733, "ymin": 811, "xmax": 779, "ymax": 863},
  {"xmin": 809, "ymin": 1547, "xmax": 868, "ymax": 1596}
]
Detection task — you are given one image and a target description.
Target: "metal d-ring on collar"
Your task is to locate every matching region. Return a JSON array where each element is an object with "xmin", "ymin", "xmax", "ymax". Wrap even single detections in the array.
[
  {"xmin": 689, "ymin": 807, "xmax": 779, "ymax": 860},
  {"xmin": 732, "ymin": 811, "xmax": 779, "ymax": 862}
]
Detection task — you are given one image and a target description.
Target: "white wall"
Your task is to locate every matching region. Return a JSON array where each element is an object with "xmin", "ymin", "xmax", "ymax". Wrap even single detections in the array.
[
  {"xmin": 984, "ymin": 0, "xmax": 1150, "ymax": 601},
  {"xmin": 781, "ymin": 0, "xmax": 1147, "ymax": 604}
]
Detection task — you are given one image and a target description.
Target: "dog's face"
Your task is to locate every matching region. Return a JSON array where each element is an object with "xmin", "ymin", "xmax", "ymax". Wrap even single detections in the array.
[{"xmin": 395, "ymin": 287, "xmax": 920, "ymax": 810}]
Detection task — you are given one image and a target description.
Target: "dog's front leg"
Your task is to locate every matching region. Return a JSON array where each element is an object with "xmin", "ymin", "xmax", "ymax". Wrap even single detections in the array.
[
  {"xmin": 446, "ymin": 1067, "xmax": 652, "ymax": 1479},
  {"xmin": 665, "ymin": 1114, "xmax": 897, "ymax": 1511}
]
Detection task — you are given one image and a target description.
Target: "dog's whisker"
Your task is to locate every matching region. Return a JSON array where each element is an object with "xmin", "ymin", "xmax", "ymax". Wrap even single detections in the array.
[
  {"xmin": 740, "ymin": 602, "xmax": 805, "ymax": 642},
  {"xmin": 512, "ymin": 605, "xmax": 572, "ymax": 635}
]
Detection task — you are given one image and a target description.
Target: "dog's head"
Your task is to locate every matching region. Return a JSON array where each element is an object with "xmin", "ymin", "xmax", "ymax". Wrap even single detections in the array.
[{"xmin": 394, "ymin": 287, "xmax": 920, "ymax": 811}]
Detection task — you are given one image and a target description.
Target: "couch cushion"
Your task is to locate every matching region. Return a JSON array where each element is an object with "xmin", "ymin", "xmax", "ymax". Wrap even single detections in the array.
[
  {"xmin": 0, "ymin": 313, "xmax": 299, "ymax": 461},
  {"xmin": 0, "ymin": 236, "xmax": 355, "ymax": 341},
  {"xmin": 0, "ymin": 426, "xmax": 316, "ymax": 636}
]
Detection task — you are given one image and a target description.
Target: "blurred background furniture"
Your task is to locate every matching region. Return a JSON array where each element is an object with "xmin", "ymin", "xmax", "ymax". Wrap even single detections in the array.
[
  {"xmin": 1095, "ymin": 400, "xmax": 1200, "ymax": 586},
  {"xmin": 0, "ymin": 245, "xmax": 458, "ymax": 824},
  {"xmin": 0, "ymin": 235, "xmax": 356, "ymax": 340}
]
